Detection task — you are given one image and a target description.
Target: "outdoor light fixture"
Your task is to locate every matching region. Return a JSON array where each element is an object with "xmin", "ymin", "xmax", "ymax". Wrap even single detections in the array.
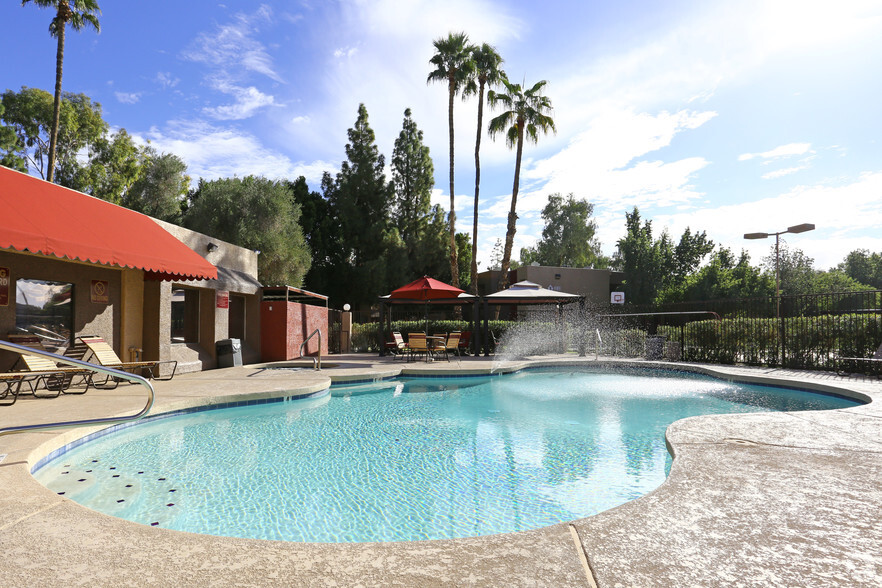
[
  {"xmin": 343, "ymin": 304, "xmax": 351, "ymax": 312},
  {"xmin": 206, "ymin": 242, "xmax": 219, "ymax": 253},
  {"xmin": 744, "ymin": 223, "xmax": 816, "ymax": 318}
]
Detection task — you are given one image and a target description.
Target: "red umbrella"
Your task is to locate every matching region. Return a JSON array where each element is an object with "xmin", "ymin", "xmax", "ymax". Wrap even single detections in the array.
[{"xmin": 389, "ymin": 276, "xmax": 464, "ymax": 300}]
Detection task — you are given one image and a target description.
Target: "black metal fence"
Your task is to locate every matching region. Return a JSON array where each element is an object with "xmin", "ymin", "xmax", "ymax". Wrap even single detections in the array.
[{"xmin": 601, "ymin": 290, "xmax": 882, "ymax": 375}]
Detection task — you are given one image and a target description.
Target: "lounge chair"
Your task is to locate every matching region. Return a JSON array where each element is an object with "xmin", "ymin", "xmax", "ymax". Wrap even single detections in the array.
[
  {"xmin": 0, "ymin": 373, "xmax": 27, "ymax": 405},
  {"xmin": 72, "ymin": 335, "xmax": 177, "ymax": 382},
  {"xmin": 406, "ymin": 333, "xmax": 429, "ymax": 362},
  {"xmin": 837, "ymin": 342, "xmax": 882, "ymax": 376},
  {"xmin": 6, "ymin": 334, "xmax": 93, "ymax": 395}
]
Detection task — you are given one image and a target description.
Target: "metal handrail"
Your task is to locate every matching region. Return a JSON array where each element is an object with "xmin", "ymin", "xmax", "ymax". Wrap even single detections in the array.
[
  {"xmin": 0, "ymin": 340, "xmax": 154, "ymax": 437},
  {"xmin": 299, "ymin": 328, "xmax": 322, "ymax": 370},
  {"xmin": 595, "ymin": 329, "xmax": 603, "ymax": 360}
]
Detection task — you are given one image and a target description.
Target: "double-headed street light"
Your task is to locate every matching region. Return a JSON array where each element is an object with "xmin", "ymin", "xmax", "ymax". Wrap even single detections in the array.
[{"xmin": 744, "ymin": 223, "xmax": 815, "ymax": 318}]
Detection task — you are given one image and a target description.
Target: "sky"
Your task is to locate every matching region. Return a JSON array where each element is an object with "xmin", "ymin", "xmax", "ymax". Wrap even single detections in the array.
[{"xmin": 3, "ymin": 0, "xmax": 882, "ymax": 272}]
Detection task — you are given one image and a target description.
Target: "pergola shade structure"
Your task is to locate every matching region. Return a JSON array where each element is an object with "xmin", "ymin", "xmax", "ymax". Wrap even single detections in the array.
[{"xmin": 482, "ymin": 281, "xmax": 585, "ymax": 356}]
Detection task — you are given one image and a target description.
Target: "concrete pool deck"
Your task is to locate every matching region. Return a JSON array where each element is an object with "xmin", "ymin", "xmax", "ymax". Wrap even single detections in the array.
[{"xmin": 1, "ymin": 354, "xmax": 880, "ymax": 587}]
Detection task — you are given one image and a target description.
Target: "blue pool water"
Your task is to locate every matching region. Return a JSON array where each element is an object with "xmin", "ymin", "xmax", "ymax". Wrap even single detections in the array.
[{"xmin": 34, "ymin": 367, "xmax": 860, "ymax": 543}]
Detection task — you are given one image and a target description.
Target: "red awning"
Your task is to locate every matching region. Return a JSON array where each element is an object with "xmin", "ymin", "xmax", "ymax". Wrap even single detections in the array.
[{"xmin": 0, "ymin": 166, "xmax": 217, "ymax": 281}]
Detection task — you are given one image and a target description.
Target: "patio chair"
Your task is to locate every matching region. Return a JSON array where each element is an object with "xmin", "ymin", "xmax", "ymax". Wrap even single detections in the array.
[
  {"xmin": 435, "ymin": 332, "xmax": 461, "ymax": 362},
  {"xmin": 458, "ymin": 331, "xmax": 471, "ymax": 355},
  {"xmin": 385, "ymin": 332, "xmax": 407, "ymax": 359},
  {"xmin": 71, "ymin": 335, "xmax": 177, "ymax": 382},
  {"xmin": 406, "ymin": 333, "xmax": 429, "ymax": 362}
]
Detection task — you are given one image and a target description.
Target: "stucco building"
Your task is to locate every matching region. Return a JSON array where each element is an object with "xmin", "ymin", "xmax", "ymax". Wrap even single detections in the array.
[{"xmin": 0, "ymin": 166, "xmax": 261, "ymax": 374}]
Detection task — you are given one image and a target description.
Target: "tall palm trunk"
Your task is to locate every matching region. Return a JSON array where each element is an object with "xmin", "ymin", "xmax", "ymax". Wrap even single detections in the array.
[
  {"xmin": 447, "ymin": 77, "xmax": 459, "ymax": 287},
  {"xmin": 499, "ymin": 121, "xmax": 524, "ymax": 290},
  {"xmin": 47, "ymin": 20, "xmax": 66, "ymax": 183},
  {"xmin": 470, "ymin": 80, "xmax": 485, "ymax": 295}
]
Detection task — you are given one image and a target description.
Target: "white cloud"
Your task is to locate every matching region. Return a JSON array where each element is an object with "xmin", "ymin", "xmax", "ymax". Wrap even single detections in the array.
[
  {"xmin": 291, "ymin": 115, "xmax": 311, "ymax": 124},
  {"xmin": 182, "ymin": 5, "xmax": 282, "ymax": 83},
  {"xmin": 114, "ymin": 92, "xmax": 141, "ymax": 104},
  {"xmin": 333, "ymin": 47, "xmax": 358, "ymax": 59},
  {"xmin": 139, "ymin": 121, "xmax": 334, "ymax": 186},
  {"xmin": 515, "ymin": 108, "xmax": 716, "ymax": 217},
  {"xmin": 761, "ymin": 164, "xmax": 809, "ymax": 180},
  {"xmin": 653, "ymin": 172, "xmax": 882, "ymax": 269},
  {"xmin": 155, "ymin": 72, "xmax": 179, "ymax": 89},
  {"xmin": 204, "ymin": 84, "xmax": 276, "ymax": 120},
  {"xmin": 739, "ymin": 142, "xmax": 812, "ymax": 161}
]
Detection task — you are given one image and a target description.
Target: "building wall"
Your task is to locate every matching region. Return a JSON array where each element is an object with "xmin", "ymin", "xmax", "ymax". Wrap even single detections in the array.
[
  {"xmin": 0, "ymin": 250, "xmax": 124, "ymax": 370},
  {"xmin": 153, "ymin": 219, "xmax": 257, "ymax": 276}
]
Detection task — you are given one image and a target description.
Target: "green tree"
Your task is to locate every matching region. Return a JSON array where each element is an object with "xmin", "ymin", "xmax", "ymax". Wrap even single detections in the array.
[
  {"xmin": 488, "ymin": 76, "xmax": 556, "ymax": 289},
  {"xmin": 613, "ymin": 207, "xmax": 713, "ymax": 304},
  {"xmin": 838, "ymin": 249, "xmax": 882, "ymax": 289},
  {"xmin": 455, "ymin": 232, "xmax": 472, "ymax": 292},
  {"xmin": 813, "ymin": 269, "xmax": 873, "ymax": 293},
  {"xmin": 488, "ymin": 77, "xmax": 557, "ymax": 288},
  {"xmin": 764, "ymin": 242, "xmax": 816, "ymax": 297},
  {"xmin": 428, "ymin": 31, "xmax": 475, "ymax": 288},
  {"xmin": 290, "ymin": 176, "xmax": 345, "ymax": 302},
  {"xmin": 184, "ymin": 176, "xmax": 311, "ymax": 286},
  {"xmin": 391, "ymin": 107, "xmax": 435, "ymax": 271},
  {"xmin": 22, "ymin": 0, "xmax": 101, "ymax": 183},
  {"xmin": 0, "ymin": 87, "xmax": 106, "ymax": 182},
  {"xmin": 76, "ymin": 128, "xmax": 145, "ymax": 203},
  {"xmin": 464, "ymin": 42, "xmax": 504, "ymax": 294},
  {"xmin": 323, "ymin": 104, "xmax": 396, "ymax": 308},
  {"xmin": 0, "ymin": 100, "xmax": 27, "ymax": 172},
  {"xmin": 123, "ymin": 149, "xmax": 190, "ymax": 222},
  {"xmin": 659, "ymin": 248, "xmax": 773, "ymax": 303},
  {"xmin": 520, "ymin": 193, "xmax": 602, "ymax": 268}
]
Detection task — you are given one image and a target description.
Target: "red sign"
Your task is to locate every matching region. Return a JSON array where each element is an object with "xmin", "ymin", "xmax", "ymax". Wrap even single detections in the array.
[
  {"xmin": 0, "ymin": 267, "xmax": 8, "ymax": 306},
  {"xmin": 91, "ymin": 280, "xmax": 109, "ymax": 304},
  {"xmin": 216, "ymin": 290, "xmax": 229, "ymax": 309}
]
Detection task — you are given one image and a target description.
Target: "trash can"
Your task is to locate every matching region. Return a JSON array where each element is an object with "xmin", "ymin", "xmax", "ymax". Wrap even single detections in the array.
[
  {"xmin": 645, "ymin": 335, "xmax": 665, "ymax": 360},
  {"xmin": 216, "ymin": 338, "xmax": 242, "ymax": 368}
]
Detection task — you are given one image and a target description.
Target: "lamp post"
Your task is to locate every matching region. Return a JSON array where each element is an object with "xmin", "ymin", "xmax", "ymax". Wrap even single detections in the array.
[
  {"xmin": 744, "ymin": 223, "xmax": 815, "ymax": 367},
  {"xmin": 744, "ymin": 223, "xmax": 815, "ymax": 318}
]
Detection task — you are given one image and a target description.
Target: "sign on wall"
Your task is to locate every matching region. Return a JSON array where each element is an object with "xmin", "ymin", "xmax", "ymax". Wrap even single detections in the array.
[
  {"xmin": 90, "ymin": 280, "xmax": 109, "ymax": 304},
  {"xmin": 216, "ymin": 290, "xmax": 229, "ymax": 309},
  {"xmin": 610, "ymin": 291, "xmax": 625, "ymax": 304},
  {"xmin": 0, "ymin": 267, "xmax": 8, "ymax": 306}
]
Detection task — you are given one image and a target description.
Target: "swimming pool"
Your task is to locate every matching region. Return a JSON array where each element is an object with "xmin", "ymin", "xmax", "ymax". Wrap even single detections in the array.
[{"xmin": 33, "ymin": 366, "xmax": 861, "ymax": 543}]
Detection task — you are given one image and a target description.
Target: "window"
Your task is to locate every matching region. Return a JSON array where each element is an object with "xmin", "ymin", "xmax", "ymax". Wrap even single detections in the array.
[
  {"xmin": 15, "ymin": 279, "xmax": 73, "ymax": 352},
  {"xmin": 171, "ymin": 287, "xmax": 200, "ymax": 343},
  {"xmin": 229, "ymin": 295, "xmax": 246, "ymax": 341}
]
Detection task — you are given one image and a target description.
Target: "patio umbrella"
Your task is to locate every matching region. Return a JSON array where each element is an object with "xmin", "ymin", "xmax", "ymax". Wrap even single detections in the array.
[
  {"xmin": 388, "ymin": 276, "xmax": 465, "ymax": 333},
  {"xmin": 389, "ymin": 276, "xmax": 464, "ymax": 300}
]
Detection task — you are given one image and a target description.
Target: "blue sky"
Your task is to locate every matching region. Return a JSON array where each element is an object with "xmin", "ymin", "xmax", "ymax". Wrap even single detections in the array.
[{"xmin": 3, "ymin": 0, "xmax": 882, "ymax": 271}]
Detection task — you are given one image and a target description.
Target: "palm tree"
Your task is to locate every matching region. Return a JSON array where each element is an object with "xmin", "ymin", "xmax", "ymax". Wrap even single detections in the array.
[
  {"xmin": 427, "ymin": 32, "xmax": 475, "ymax": 288},
  {"xmin": 22, "ymin": 0, "xmax": 101, "ymax": 183},
  {"xmin": 488, "ymin": 77, "xmax": 556, "ymax": 289},
  {"xmin": 463, "ymin": 43, "xmax": 504, "ymax": 295}
]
